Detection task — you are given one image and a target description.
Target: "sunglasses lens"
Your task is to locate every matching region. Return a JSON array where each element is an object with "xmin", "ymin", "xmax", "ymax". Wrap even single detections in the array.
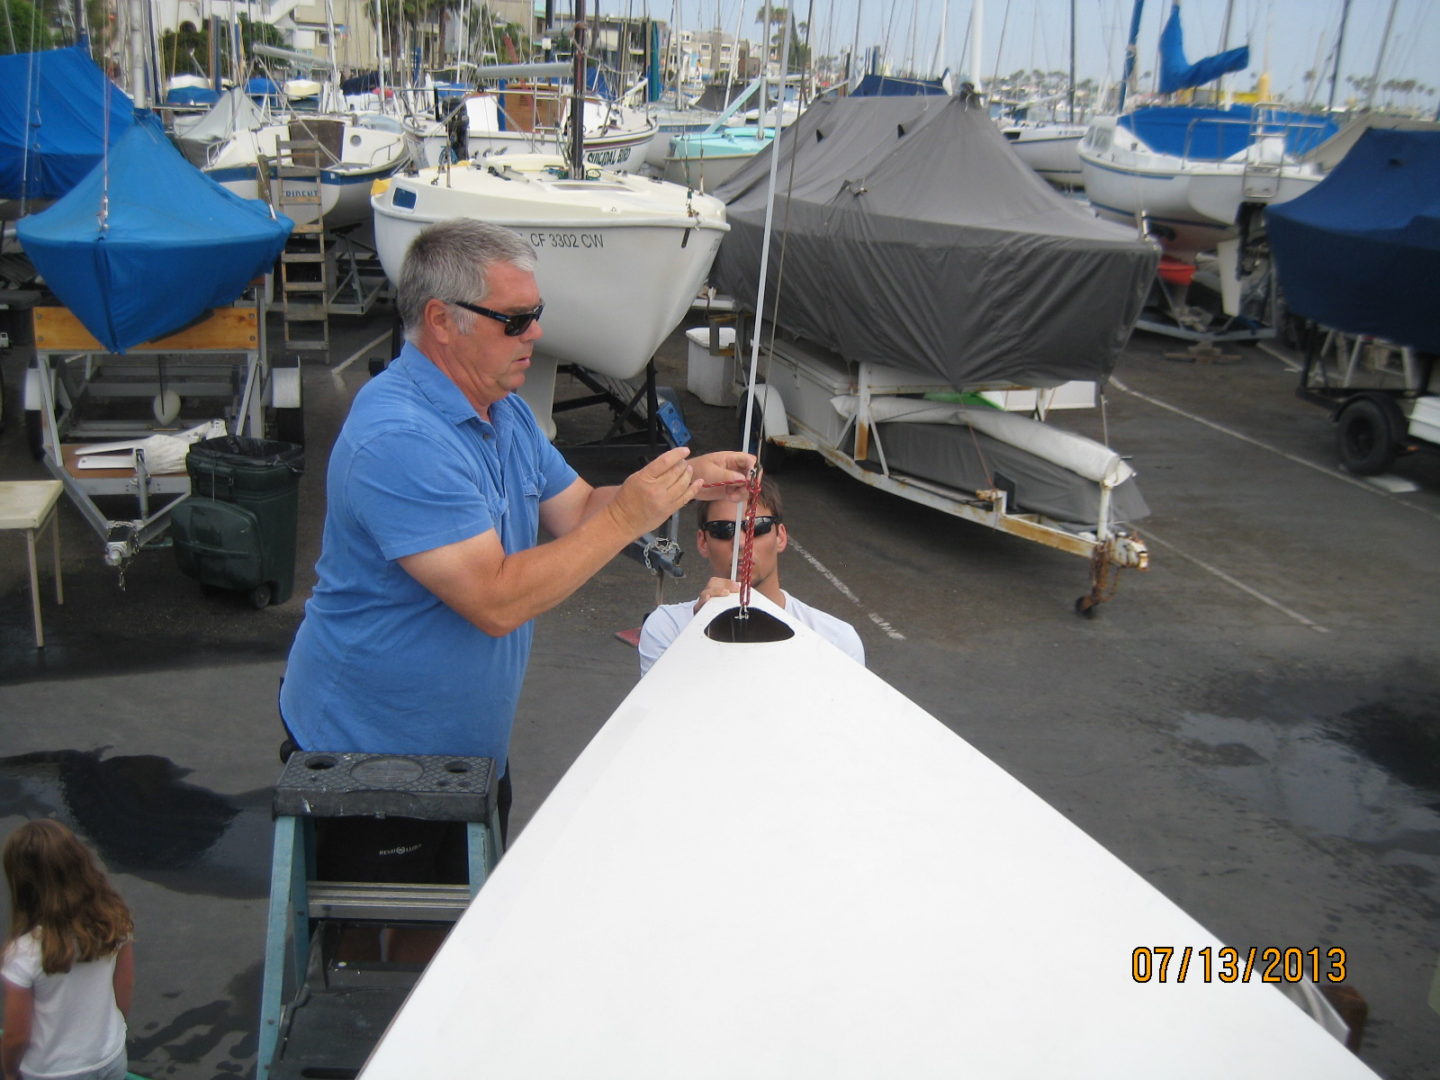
[
  {"xmin": 505, "ymin": 306, "xmax": 543, "ymax": 336},
  {"xmin": 704, "ymin": 517, "xmax": 777, "ymax": 540}
]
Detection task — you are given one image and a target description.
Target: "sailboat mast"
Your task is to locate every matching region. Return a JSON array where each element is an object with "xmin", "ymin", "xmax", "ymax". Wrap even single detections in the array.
[
  {"xmin": 1364, "ymin": 0, "xmax": 1399, "ymax": 111},
  {"xmin": 970, "ymin": 0, "xmax": 983, "ymax": 94},
  {"xmin": 1118, "ymin": 0, "xmax": 1143, "ymax": 112},
  {"xmin": 1068, "ymin": 0, "xmax": 1075, "ymax": 122},
  {"xmin": 571, "ymin": 0, "xmax": 587, "ymax": 174}
]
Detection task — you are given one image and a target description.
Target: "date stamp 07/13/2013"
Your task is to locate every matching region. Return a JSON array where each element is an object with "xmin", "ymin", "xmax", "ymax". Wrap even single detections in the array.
[{"xmin": 1132, "ymin": 946, "xmax": 1348, "ymax": 984}]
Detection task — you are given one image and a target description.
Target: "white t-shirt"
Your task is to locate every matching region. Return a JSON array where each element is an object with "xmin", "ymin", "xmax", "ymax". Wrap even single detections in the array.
[
  {"xmin": 1, "ymin": 930, "xmax": 127, "ymax": 1079},
  {"xmin": 638, "ymin": 590, "xmax": 866, "ymax": 676}
]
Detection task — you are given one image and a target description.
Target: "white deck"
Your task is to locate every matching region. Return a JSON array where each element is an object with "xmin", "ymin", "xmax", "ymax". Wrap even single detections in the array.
[{"xmin": 360, "ymin": 595, "xmax": 1377, "ymax": 1079}]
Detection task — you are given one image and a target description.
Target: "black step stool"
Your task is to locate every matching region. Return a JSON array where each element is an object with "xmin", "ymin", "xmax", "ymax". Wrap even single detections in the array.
[{"xmin": 258, "ymin": 752, "xmax": 501, "ymax": 1078}]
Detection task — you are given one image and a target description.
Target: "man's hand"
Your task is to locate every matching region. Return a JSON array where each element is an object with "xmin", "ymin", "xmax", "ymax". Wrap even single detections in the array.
[
  {"xmin": 606, "ymin": 446, "xmax": 702, "ymax": 536},
  {"xmin": 690, "ymin": 451, "xmax": 757, "ymax": 499},
  {"xmin": 692, "ymin": 576, "xmax": 741, "ymax": 614}
]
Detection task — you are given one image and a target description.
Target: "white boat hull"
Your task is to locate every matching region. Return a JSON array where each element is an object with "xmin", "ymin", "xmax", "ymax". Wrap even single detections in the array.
[
  {"xmin": 371, "ymin": 156, "xmax": 728, "ymax": 380},
  {"xmin": 408, "ymin": 92, "xmax": 659, "ymax": 174},
  {"xmin": 205, "ymin": 118, "xmax": 409, "ymax": 227},
  {"xmin": 1001, "ymin": 122, "xmax": 1086, "ymax": 189},
  {"xmin": 1079, "ymin": 115, "xmax": 1325, "ymax": 260},
  {"xmin": 358, "ymin": 594, "xmax": 1375, "ymax": 1080}
]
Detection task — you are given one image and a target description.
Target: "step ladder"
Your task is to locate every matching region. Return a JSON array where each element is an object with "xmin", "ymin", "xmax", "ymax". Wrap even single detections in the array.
[
  {"xmin": 275, "ymin": 140, "xmax": 331, "ymax": 354},
  {"xmin": 257, "ymin": 751, "xmax": 502, "ymax": 1079}
]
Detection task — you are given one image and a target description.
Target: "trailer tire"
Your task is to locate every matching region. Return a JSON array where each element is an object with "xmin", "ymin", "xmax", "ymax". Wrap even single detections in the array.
[{"xmin": 1336, "ymin": 396, "xmax": 1401, "ymax": 476}]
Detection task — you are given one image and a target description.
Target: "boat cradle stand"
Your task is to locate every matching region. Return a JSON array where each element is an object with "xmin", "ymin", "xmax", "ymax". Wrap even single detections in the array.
[{"xmin": 259, "ymin": 751, "xmax": 502, "ymax": 1080}]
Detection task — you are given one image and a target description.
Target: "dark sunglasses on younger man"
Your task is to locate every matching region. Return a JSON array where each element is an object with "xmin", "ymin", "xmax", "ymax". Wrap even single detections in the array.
[
  {"xmin": 450, "ymin": 299, "xmax": 544, "ymax": 336},
  {"xmin": 700, "ymin": 516, "xmax": 780, "ymax": 541}
]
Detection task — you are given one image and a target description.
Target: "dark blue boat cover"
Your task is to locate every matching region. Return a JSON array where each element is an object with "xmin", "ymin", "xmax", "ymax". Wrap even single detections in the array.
[
  {"xmin": 17, "ymin": 113, "xmax": 292, "ymax": 353},
  {"xmin": 1157, "ymin": 1, "xmax": 1249, "ymax": 94},
  {"xmin": 850, "ymin": 74, "xmax": 947, "ymax": 97},
  {"xmin": 1119, "ymin": 105, "xmax": 1335, "ymax": 161},
  {"xmin": 1267, "ymin": 129, "xmax": 1440, "ymax": 354},
  {"xmin": 166, "ymin": 85, "xmax": 221, "ymax": 106},
  {"xmin": 0, "ymin": 45, "xmax": 135, "ymax": 200}
]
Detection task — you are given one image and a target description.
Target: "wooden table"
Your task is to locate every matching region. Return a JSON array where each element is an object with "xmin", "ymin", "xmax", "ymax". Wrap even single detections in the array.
[{"xmin": 0, "ymin": 480, "xmax": 64, "ymax": 648}]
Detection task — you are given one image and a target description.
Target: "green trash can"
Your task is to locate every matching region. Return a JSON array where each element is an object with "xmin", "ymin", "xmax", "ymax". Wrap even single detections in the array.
[{"xmin": 172, "ymin": 436, "xmax": 305, "ymax": 608}]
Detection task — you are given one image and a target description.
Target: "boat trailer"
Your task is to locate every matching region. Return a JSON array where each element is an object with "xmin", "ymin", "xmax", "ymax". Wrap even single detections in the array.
[
  {"xmin": 22, "ymin": 288, "xmax": 302, "ymax": 575},
  {"xmin": 717, "ymin": 320, "xmax": 1150, "ymax": 615}
]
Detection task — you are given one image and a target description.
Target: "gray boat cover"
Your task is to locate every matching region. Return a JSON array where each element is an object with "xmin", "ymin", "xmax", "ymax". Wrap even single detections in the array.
[{"xmin": 711, "ymin": 93, "xmax": 1159, "ymax": 388}]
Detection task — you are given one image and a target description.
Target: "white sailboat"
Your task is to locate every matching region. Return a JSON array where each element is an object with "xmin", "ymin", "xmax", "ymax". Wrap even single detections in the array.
[
  {"xmin": 1077, "ymin": 1, "xmax": 1335, "ymax": 264},
  {"xmin": 371, "ymin": 153, "xmax": 727, "ymax": 426},
  {"xmin": 406, "ymin": 80, "xmax": 660, "ymax": 174},
  {"xmin": 195, "ymin": 34, "xmax": 411, "ymax": 228},
  {"xmin": 1000, "ymin": 119, "xmax": 1087, "ymax": 189},
  {"xmin": 1078, "ymin": 107, "xmax": 1331, "ymax": 261},
  {"xmin": 204, "ymin": 112, "xmax": 410, "ymax": 227},
  {"xmin": 356, "ymin": 593, "xmax": 1373, "ymax": 1079}
]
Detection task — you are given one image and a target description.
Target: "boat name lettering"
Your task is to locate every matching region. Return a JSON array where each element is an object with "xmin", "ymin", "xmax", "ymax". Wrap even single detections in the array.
[
  {"xmin": 586, "ymin": 147, "xmax": 631, "ymax": 166},
  {"xmin": 529, "ymin": 231, "xmax": 605, "ymax": 250}
]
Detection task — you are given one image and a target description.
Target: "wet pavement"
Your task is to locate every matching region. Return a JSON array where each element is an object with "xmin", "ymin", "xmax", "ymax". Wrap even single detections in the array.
[{"xmin": 2, "ymin": 301, "xmax": 1439, "ymax": 1079}]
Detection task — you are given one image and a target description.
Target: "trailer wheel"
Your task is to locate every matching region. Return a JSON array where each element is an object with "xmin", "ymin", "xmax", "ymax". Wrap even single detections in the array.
[
  {"xmin": 249, "ymin": 582, "xmax": 274, "ymax": 609},
  {"xmin": 1336, "ymin": 396, "xmax": 1400, "ymax": 476}
]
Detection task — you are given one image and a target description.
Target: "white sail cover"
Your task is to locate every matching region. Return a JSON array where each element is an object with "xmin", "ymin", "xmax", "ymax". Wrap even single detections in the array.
[
  {"xmin": 359, "ymin": 594, "xmax": 1375, "ymax": 1079},
  {"xmin": 712, "ymin": 93, "xmax": 1160, "ymax": 389}
]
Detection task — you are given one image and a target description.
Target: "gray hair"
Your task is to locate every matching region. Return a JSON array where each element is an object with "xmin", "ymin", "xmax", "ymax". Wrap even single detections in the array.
[{"xmin": 397, "ymin": 219, "xmax": 538, "ymax": 344}]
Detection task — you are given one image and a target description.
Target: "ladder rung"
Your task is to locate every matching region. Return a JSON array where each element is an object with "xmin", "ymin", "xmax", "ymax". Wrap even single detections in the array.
[
  {"xmin": 284, "ymin": 281, "xmax": 329, "ymax": 293},
  {"xmin": 277, "ymin": 140, "xmax": 324, "ymax": 151},
  {"xmin": 284, "ymin": 303, "xmax": 329, "ymax": 319},
  {"xmin": 277, "ymin": 166, "xmax": 324, "ymax": 179},
  {"xmin": 282, "ymin": 252, "xmax": 328, "ymax": 263},
  {"xmin": 306, "ymin": 882, "xmax": 472, "ymax": 922},
  {"xmin": 285, "ymin": 339, "xmax": 331, "ymax": 352}
]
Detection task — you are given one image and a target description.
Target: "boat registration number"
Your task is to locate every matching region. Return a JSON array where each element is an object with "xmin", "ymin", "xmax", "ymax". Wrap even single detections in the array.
[{"xmin": 528, "ymin": 231, "xmax": 605, "ymax": 250}]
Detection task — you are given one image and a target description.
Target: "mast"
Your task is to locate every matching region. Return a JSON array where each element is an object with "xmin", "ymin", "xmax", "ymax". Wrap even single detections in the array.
[
  {"xmin": 571, "ymin": 0, "xmax": 587, "ymax": 175},
  {"xmin": 847, "ymin": 0, "xmax": 862, "ymax": 86},
  {"xmin": 1364, "ymin": 0, "xmax": 1399, "ymax": 112},
  {"xmin": 1068, "ymin": 0, "xmax": 1075, "ymax": 122},
  {"xmin": 970, "ymin": 0, "xmax": 983, "ymax": 94},
  {"xmin": 1118, "ymin": 0, "xmax": 1143, "ymax": 112},
  {"xmin": 931, "ymin": 0, "xmax": 949, "ymax": 82}
]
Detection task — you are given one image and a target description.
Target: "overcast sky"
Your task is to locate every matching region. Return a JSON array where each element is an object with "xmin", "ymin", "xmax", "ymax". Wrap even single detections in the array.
[{"xmin": 627, "ymin": 0, "xmax": 1438, "ymax": 105}]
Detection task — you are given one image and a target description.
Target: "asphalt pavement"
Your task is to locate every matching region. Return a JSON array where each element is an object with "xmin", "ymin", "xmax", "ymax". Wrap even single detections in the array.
[{"xmin": 1, "ymin": 300, "xmax": 1438, "ymax": 1079}]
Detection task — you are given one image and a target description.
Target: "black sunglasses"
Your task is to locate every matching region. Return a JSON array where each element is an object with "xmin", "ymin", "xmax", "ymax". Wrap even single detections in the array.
[
  {"xmin": 700, "ymin": 516, "xmax": 780, "ymax": 541},
  {"xmin": 450, "ymin": 299, "xmax": 544, "ymax": 336}
]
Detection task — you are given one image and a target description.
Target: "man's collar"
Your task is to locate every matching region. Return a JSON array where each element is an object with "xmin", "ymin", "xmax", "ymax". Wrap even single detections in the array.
[{"xmin": 393, "ymin": 341, "xmax": 506, "ymax": 427}]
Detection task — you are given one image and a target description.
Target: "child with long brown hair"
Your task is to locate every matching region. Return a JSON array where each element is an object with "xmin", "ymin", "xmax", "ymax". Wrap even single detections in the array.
[{"xmin": 2, "ymin": 820, "xmax": 134, "ymax": 1080}]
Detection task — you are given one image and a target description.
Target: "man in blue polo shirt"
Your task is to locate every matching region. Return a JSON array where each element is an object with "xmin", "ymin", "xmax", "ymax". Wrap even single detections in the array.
[{"xmin": 280, "ymin": 219, "xmax": 752, "ymax": 886}]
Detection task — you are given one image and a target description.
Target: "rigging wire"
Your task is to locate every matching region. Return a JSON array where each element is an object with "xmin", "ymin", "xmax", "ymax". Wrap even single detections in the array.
[{"xmin": 731, "ymin": 2, "xmax": 793, "ymax": 600}]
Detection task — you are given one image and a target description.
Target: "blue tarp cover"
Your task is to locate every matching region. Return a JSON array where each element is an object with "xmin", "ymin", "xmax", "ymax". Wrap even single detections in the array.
[
  {"xmin": 1120, "ymin": 105, "xmax": 1336, "ymax": 161},
  {"xmin": 0, "ymin": 45, "xmax": 135, "ymax": 200},
  {"xmin": 1158, "ymin": 1, "xmax": 1249, "ymax": 94},
  {"xmin": 850, "ymin": 74, "xmax": 947, "ymax": 97},
  {"xmin": 17, "ymin": 113, "xmax": 292, "ymax": 353},
  {"xmin": 166, "ymin": 85, "xmax": 221, "ymax": 106},
  {"xmin": 1267, "ymin": 129, "xmax": 1440, "ymax": 354}
]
